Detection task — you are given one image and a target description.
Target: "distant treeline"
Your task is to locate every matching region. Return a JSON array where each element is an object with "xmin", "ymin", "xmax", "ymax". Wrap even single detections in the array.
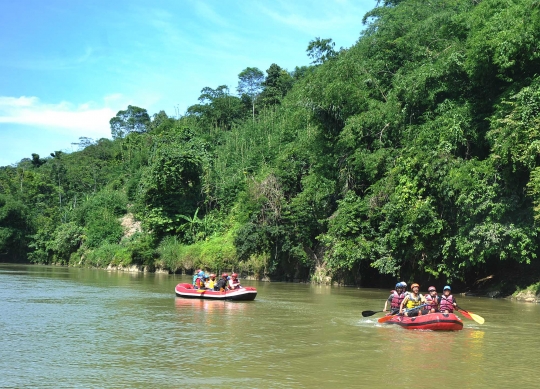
[{"xmin": 2, "ymin": 0, "xmax": 540, "ymax": 289}]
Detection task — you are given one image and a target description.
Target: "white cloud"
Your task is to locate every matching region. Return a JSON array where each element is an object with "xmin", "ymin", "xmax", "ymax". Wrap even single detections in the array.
[{"xmin": 0, "ymin": 95, "xmax": 118, "ymax": 139}]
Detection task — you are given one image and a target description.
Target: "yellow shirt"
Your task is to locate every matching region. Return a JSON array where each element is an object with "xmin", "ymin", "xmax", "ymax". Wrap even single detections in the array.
[{"xmin": 405, "ymin": 293, "xmax": 424, "ymax": 309}]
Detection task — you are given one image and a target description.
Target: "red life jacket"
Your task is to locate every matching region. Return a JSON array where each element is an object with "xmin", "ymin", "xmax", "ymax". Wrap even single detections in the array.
[
  {"xmin": 391, "ymin": 291, "xmax": 406, "ymax": 309},
  {"xmin": 439, "ymin": 294, "xmax": 455, "ymax": 312},
  {"xmin": 425, "ymin": 294, "xmax": 439, "ymax": 310}
]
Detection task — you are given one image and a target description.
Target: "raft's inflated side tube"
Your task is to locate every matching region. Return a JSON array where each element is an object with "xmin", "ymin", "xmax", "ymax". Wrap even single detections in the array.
[
  {"xmin": 175, "ymin": 283, "xmax": 257, "ymax": 301},
  {"xmin": 385, "ymin": 312, "xmax": 463, "ymax": 331}
]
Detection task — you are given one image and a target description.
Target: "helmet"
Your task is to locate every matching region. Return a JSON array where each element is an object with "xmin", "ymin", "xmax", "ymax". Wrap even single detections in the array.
[
  {"xmin": 400, "ymin": 282, "xmax": 407, "ymax": 288},
  {"xmin": 411, "ymin": 283, "xmax": 420, "ymax": 289},
  {"xmin": 428, "ymin": 286, "xmax": 436, "ymax": 292},
  {"xmin": 395, "ymin": 282, "xmax": 403, "ymax": 289},
  {"xmin": 222, "ymin": 273, "xmax": 228, "ymax": 278},
  {"xmin": 197, "ymin": 270, "xmax": 205, "ymax": 277},
  {"xmin": 443, "ymin": 285, "xmax": 451, "ymax": 291},
  {"xmin": 232, "ymin": 273, "xmax": 238, "ymax": 278},
  {"xmin": 210, "ymin": 273, "xmax": 216, "ymax": 278}
]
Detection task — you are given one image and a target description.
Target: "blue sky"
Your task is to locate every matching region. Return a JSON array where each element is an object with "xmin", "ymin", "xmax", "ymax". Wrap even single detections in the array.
[{"xmin": 0, "ymin": 0, "xmax": 373, "ymax": 167}]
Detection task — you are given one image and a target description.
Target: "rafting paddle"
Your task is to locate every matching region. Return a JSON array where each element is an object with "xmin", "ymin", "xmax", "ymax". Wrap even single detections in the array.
[
  {"xmin": 377, "ymin": 304, "xmax": 428, "ymax": 323},
  {"xmin": 362, "ymin": 310, "xmax": 384, "ymax": 317},
  {"xmin": 456, "ymin": 305, "xmax": 484, "ymax": 324}
]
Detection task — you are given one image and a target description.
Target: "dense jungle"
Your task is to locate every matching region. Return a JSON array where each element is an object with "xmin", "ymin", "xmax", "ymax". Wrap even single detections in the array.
[{"xmin": 2, "ymin": 0, "xmax": 540, "ymax": 294}]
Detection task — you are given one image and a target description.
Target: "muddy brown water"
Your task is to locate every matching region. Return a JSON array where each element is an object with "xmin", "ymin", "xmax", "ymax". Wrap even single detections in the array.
[{"xmin": 1, "ymin": 264, "xmax": 539, "ymax": 388}]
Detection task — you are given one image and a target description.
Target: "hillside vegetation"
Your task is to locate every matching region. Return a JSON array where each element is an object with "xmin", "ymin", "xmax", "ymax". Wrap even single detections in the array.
[{"xmin": 2, "ymin": 0, "xmax": 540, "ymax": 289}]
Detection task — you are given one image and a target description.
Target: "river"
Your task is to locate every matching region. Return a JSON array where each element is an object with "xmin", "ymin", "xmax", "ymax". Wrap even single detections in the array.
[{"xmin": 1, "ymin": 264, "xmax": 539, "ymax": 388}]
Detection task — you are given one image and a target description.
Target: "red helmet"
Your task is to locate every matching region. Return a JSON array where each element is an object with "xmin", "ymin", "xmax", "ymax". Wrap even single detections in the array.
[
  {"xmin": 222, "ymin": 273, "xmax": 228, "ymax": 278},
  {"xmin": 210, "ymin": 273, "xmax": 216, "ymax": 278},
  {"xmin": 232, "ymin": 273, "xmax": 238, "ymax": 278},
  {"xmin": 428, "ymin": 286, "xmax": 436, "ymax": 292}
]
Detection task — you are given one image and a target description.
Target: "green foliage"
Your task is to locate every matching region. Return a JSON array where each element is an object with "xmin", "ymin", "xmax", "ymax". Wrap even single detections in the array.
[
  {"xmin": 237, "ymin": 67, "xmax": 265, "ymax": 119},
  {"xmin": 5, "ymin": 0, "xmax": 540, "ymax": 287},
  {"xmin": 187, "ymin": 85, "xmax": 246, "ymax": 131},
  {"xmin": 110, "ymin": 105, "xmax": 151, "ymax": 139},
  {"xmin": 137, "ymin": 132, "xmax": 204, "ymax": 239},
  {"xmin": 75, "ymin": 189, "xmax": 127, "ymax": 225},
  {"xmin": 157, "ymin": 232, "xmax": 237, "ymax": 273},
  {"xmin": 260, "ymin": 64, "xmax": 294, "ymax": 106},
  {"xmin": 84, "ymin": 212, "xmax": 123, "ymax": 249},
  {"xmin": 306, "ymin": 37, "xmax": 337, "ymax": 65},
  {"xmin": 84, "ymin": 243, "xmax": 132, "ymax": 267},
  {"xmin": 0, "ymin": 194, "xmax": 29, "ymax": 258},
  {"xmin": 48, "ymin": 222, "xmax": 84, "ymax": 264}
]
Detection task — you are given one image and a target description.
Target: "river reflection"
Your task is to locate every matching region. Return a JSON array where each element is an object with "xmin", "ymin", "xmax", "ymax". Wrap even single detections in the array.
[
  {"xmin": 1, "ymin": 264, "xmax": 539, "ymax": 389},
  {"xmin": 175, "ymin": 298, "xmax": 253, "ymax": 325}
]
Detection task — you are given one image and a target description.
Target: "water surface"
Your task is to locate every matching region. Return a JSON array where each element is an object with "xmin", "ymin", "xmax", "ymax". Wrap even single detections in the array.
[{"xmin": 1, "ymin": 264, "xmax": 539, "ymax": 388}]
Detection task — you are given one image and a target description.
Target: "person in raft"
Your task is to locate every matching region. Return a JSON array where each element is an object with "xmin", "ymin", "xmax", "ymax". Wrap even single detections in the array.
[
  {"xmin": 205, "ymin": 273, "xmax": 216, "ymax": 290},
  {"xmin": 399, "ymin": 283, "xmax": 427, "ymax": 317},
  {"xmin": 424, "ymin": 286, "xmax": 440, "ymax": 313},
  {"xmin": 439, "ymin": 285, "xmax": 457, "ymax": 313},
  {"xmin": 194, "ymin": 270, "xmax": 206, "ymax": 289},
  {"xmin": 192, "ymin": 269, "xmax": 202, "ymax": 286},
  {"xmin": 215, "ymin": 273, "xmax": 229, "ymax": 291},
  {"xmin": 228, "ymin": 273, "xmax": 241, "ymax": 289},
  {"xmin": 384, "ymin": 282, "xmax": 406, "ymax": 314}
]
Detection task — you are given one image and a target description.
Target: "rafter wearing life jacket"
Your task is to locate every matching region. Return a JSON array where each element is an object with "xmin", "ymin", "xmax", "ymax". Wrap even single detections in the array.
[
  {"xmin": 424, "ymin": 293, "xmax": 439, "ymax": 311},
  {"xmin": 439, "ymin": 294, "xmax": 455, "ymax": 313},
  {"xmin": 390, "ymin": 290, "xmax": 406, "ymax": 310}
]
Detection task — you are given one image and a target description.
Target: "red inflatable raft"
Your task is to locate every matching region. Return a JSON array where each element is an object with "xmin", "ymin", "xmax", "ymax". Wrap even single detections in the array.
[
  {"xmin": 384, "ymin": 312, "xmax": 463, "ymax": 331},
  {"xmin": 174, "ymin": 283, "xmax": 257, "ymax": 301}
]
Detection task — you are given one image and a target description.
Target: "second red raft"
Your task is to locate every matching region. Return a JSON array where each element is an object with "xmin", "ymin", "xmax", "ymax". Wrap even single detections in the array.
[
  {"xmin": 384, "ymin": 312, "xmax": 463, "ymax": 331},
  {"xmin": 175, "ymin": 283, "xmax": 257, "ymax": 301}
]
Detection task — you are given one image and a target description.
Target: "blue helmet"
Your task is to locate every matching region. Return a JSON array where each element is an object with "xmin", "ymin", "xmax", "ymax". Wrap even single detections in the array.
[
  {"xmin": 443, "ymin": 285, "xmax": 451, "ymax": 291},
  {"xmin": 198, "ymin": 270, "xmax": 205, "ymax": 277},
  {"xmin": 395, "ymin": 282, "xmax": 403, "ymax": 289}
]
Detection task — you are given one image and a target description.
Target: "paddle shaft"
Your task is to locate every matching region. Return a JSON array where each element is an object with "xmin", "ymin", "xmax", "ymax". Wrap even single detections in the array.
[{"xmin": 378, "ymin": 304, "xmax": 427, "ymax": 323}]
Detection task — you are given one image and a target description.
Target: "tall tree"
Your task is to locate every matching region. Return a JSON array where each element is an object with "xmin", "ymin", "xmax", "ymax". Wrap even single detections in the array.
[
  {"xmin": 260, "ymin": 63, "xmax": 294, "ymax": 106},
  {"xmin": 306, "ymin": 37, "xmax": 337, "ymax": 65},
  {"xmin": 187, "ymin": 85, "xmax": 244, "ymax": 130},
  {"xmin": 237, "ymin": 67, "xmax": 265, "ymax": 121},
  {"xmin": 109, "ymin": 105, "xmax": 151, "ymax": 139}
]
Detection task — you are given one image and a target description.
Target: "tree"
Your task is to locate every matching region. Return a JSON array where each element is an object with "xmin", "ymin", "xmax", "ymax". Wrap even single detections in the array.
[
  {"xmin": 0, "ymin": 194, "xmax": 29, "ymax": 260},
  {"xmin": 137, "ymin": 132, "xmax": 205, "ymax": 239},
  {"xmin": 237, "ymin": 67, "xmax": 265, "ymax": 121},
  {"xmin": 70, "ymin": 137, "xmax": 94, "ymax": 151},
  {"xmin": 306, "ymin": 37, "xmax": 337, "ymax": 65},
  {"xmin": 109, "ymin": 105, "xmax": 150, "ymax": 139},
  {"xmin": 31, "ymin": 153, "xmax": 46, "ymax": 168},
  {"xmin": 260, "ymin": 63, "xmax": 294, "ymax": 106},
  {"xmin": 187, "ymin": 85, "xmax": 244, "ymax": 130},
  {"xmin": 148, "ymin": 111, "xmax": 176, "ymax": 134}
]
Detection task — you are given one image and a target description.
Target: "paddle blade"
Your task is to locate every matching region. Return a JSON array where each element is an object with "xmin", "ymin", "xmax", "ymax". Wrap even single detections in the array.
[
  {"xmin": 469, "ymin": 312, "xmax": 485, "ymax": 325},
  {"xmin": 457, "ymin": 306, "xmax": 484, "ymax": 324},
  {"xmin": 378, "ymin": 314, "xmax": 396, "ymax": 323},
  {"xmin": 361, "ymin": 310, "xmax": 381, "ymax": 317}
]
